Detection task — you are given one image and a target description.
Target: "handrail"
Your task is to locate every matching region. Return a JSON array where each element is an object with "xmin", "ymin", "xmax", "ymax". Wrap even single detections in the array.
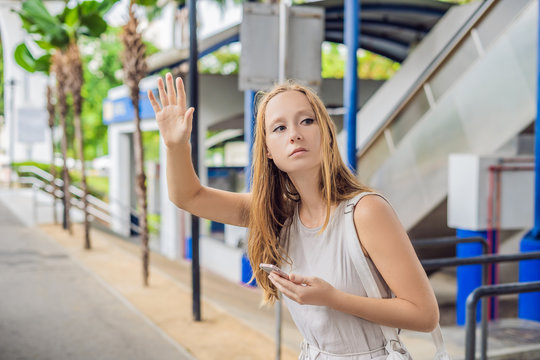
[
  {"xmin": 17, "ymin": 165, "xmax": 152, "ymax": 235},
  {"xmin": 421, "ymin": 251, "xmax": 540, "ymax": 270},
  {"xmin": 413, "ymin": 236, "xmax": 489, "ymax": 253},
  {"xmin": 465, "ymin": 281, "xmax": 540, "ymax": 360},
  {"xmin": 18, "ymin": 165, "xmax": 110, "ymax": 213},
  {"xmin": 421, "ymin": 251, "xmax": 540, "ymax": 360}
]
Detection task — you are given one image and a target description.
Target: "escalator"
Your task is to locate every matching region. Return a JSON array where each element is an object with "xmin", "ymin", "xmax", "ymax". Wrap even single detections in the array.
[{"xmin": 355, "ymin": 0, "xmax": 537, "ymax": 238}]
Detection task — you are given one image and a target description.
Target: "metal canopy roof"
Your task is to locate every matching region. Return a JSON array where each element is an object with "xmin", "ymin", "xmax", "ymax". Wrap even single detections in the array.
[
  {"xmin": 147, "ymin": 0, "xmax": 455, "ymax": 73},
  {"xmin": 308, "ymin": 0, "xmax": 455, "ymax": 62}
]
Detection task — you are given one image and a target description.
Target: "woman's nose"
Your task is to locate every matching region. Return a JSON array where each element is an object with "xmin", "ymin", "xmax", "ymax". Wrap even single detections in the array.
[{"xmin": 289, "ymin": 128, "xmax": 302, "ymax": 143}]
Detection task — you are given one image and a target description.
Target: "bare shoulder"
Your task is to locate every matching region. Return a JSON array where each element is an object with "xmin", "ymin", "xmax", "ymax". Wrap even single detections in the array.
[
  {"xmin": 352, "ymin": 194, "xmax": 396, "ymax": 225},
  {"xmin": 352, "ymin": 194, "xmax": 408, "ymax": 255}
]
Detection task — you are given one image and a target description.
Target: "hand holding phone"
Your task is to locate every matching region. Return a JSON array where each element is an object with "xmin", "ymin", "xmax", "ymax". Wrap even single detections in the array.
[{"xmin": 259, "ymin": 263, "xmax": 290, "ymax": 280}]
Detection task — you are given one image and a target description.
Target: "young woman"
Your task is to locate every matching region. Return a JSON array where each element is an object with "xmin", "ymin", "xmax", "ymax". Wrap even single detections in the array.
[{"xmin": 148, "ymin": 73, "xmax": 439, "ymax": 359}]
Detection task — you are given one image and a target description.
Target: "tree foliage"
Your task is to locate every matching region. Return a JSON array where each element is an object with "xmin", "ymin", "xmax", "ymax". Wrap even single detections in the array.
[{"xmin": 199, "ymin": 42, "xmax": 400, "ymax": 80}]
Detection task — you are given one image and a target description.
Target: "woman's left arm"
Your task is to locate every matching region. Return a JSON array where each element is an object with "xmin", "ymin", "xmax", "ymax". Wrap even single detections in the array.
[
  {"xmin": 269, "ymin": 195, "xmax": 439, "ymax": 332},
  {"xmin": 333, "ymin": 195, "xmax": 439, "ymax": 332}
]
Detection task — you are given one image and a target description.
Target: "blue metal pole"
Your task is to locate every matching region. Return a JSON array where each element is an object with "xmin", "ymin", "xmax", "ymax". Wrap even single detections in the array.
[
  {"xmin": 244, "ymin": 90, "xmax": 256, "ymax": 191},
  {"xmin": 534, "ymin": 0, "xmax": 540, "ymax": 237},
  {"xmin": 517, "ymin": 0, "xmax": 540, "ymax": 321},
  {"xmin": 344, "ymin": 0, "xmax": 359, "ymax": 172},
  {"xmin": 456, "ymin": 229, "xmax": 485, "ymax": 325},
  {"xmin": 242, "ymin": 90, "xmax": 257, "ymax": 287}
]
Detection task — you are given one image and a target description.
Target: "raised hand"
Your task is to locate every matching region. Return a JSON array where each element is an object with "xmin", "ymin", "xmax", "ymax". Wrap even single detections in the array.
[{"xmin": 148, "ymin": 72, "xmax": 195, "ymax": 149}]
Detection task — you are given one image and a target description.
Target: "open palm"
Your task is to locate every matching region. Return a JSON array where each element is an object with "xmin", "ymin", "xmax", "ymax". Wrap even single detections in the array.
[{"xmin": 148, "ymin": 73, "xmax": 195, "ymax": 149}]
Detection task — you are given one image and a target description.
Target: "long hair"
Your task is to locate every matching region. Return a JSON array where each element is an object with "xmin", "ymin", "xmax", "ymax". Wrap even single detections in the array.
[{"xmin": 248, "ymin": 81, "xmax": 372, "ymax": 303}]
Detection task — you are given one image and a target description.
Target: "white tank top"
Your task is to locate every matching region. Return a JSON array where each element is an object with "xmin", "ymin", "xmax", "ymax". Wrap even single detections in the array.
[{"xmin": 280, "ymin": 193, "xmax": 393, "ymax": 360}]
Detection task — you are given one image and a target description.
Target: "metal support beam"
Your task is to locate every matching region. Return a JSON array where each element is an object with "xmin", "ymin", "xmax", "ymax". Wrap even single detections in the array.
[
  {"xmin": 534, "ymin": 0, "xmax": 540, "ymax": 236},
  {"xmin": 188, "ymin": 0, "xmax": 201, "ymax": 322},
  {"xmin": 344, "ymin": 0, "xmax": 359, "ymax": 172},
  {"xmin": 244, "ymin": 91, "xmax": 255, "ymax": 190}
]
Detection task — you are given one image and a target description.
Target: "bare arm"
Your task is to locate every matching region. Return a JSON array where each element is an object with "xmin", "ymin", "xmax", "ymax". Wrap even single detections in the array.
[
  {"xmin": 148, "ymin": 73, "xmax": 250, "ymax": 227},
  {"xmin": 268, "ymin": 195, "xmax": 439, "ymax": 332}
]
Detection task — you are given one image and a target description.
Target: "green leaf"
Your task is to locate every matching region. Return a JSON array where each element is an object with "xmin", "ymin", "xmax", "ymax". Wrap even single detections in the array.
[
  {"xmin": 14, "ymin": 43, "xmax": 37, "ymax": 73},
  {"xmin": 96, "ymin": 0, "xmax": 121, "ymax": 16},
  {"xmin": 64, "ymin": 7, "xmax": 79, "ymax": 28},
  {"xmin": 80, "ymin": 0, "xmax": 100, "ymax": 15},
  {"xmin": 44, "ymin": 30, "xmax": 70, "ymax": 49},
  {"xmin": 18, "ymin": 0, "xmax": 61, "ymax": 35},
  {"xmin": 134, "ymin": 0, "xmax": 159, "ymax": 6},
  {"xmin": 35, "ymin": 54, "xmax": 52, "ymax": 74},
  {"xmin": 34, "ymin": 40, "xmax": 55, "ymax": 51},
  {"xmin": 80, "ymin": 14, "xmax": 107, "ymax": 38}
]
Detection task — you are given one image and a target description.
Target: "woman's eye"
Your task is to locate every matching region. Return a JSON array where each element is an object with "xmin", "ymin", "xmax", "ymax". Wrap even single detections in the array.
[
  {"xmin": 302, "ymin": 118, "xmax": 314, "ymax": 125},
  {"xmin": 273, "ymin": 125, "xmax": 286, "ymax": 132}
]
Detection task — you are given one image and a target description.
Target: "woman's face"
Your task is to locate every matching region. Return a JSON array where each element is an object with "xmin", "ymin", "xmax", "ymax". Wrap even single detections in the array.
[{"xmin": 264, "ymin": 90, "xmax": 322, "ymax": 175}]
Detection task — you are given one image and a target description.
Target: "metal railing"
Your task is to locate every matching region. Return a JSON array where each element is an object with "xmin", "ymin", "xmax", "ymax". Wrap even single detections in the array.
[
  {"xmin": 16, "ymin": 165, "xmax": 154, "ymax": 235},
  {"xmin": 413, "ymin": 236, "xmax": 488, "ymax": 252},
  {"xmin": 420, "ymin": 251, "xmax": 540, "ymax": 360},
  {"xmin": 465, "ymin": 281, "xmax": 540, "ymax": 360}
]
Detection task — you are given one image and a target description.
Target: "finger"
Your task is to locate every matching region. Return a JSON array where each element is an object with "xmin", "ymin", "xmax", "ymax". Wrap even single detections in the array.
[
  {"xmin": 184, "ymin": 107, "xmax": 195, "ymax": 126},
  {"xmin": 147, "ymin": 90, "xmax": 161, "ymax": 114},
  {"xmin": 166, "ymin": 73, "xmax": 176, "ymax": 105},
  {"xmin": 157, "ymin": 77, "xmax": 169, "ymax": 107},
  {"xmin": 289, "ymin": 273, "xmax": 309, "ymax": 285},
  {"xmin": 176, "ymin": 77, "xmax": 186, "ymax": 110},
  {"xmin": 269, "ymin": 275, "xmax": 289, "ymax": 294},
  {"xmin": 270, "ymin": 275, "xmax": 300, "ymax": 302}
]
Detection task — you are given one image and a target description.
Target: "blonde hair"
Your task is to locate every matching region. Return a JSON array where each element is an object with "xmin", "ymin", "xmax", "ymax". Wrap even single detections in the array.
[{"xmin": 247, "ymin": 81, "xmax": 372, "ymax": 303}]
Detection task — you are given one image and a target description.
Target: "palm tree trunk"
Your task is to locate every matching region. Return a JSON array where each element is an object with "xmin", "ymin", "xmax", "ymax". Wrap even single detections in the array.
[
  {"xmin": 53, "ymin": 52, "xmax": 71, "ymax": 234},
  {"xmin": 74, "ymin": 112, "xmax": 90, "ymax": 248},
  {"xmin": 132, "ymin": 89, "xmax": 150, "ymax": 285},
  {"xmin": 122, "ymin": 1, "xmax": 150, "ymax": 285},
  {"xmin": 46, "ymin": 85, "xmax": 58, "ymax": 225},
  {"xmin": 68, "ymin": 41, "xmax": 91, "ymax": 249}
]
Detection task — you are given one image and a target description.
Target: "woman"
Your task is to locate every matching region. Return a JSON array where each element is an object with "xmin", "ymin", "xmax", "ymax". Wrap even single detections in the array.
[{"xmin": 148, "ymin": 73, "xmax": 439, "ymax": 359}]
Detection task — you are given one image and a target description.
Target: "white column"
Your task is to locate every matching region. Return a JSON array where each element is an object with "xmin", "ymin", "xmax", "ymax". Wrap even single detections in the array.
[
  {"xmin": 109, "ymin": 126, "xmax": 131, "ymax": 236},
  {"xmin": 159, "ymin": 136, "xmax": 184, "ymax": 259}
]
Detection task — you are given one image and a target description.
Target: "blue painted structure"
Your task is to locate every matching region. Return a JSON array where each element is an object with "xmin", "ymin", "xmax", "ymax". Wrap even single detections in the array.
[
  {"xmin": 103, "ymin": 91, "xmax": 156, "ymax": 124},
  {"xmin": 242, "ymin": 90, "xmax": 257, "ymax": 287},
  {"xmin": 244, "ymin": 90, "xmax": 256, "ymax": 190},
  {"xmin": 518, "ymin": 0, "xmax": 540, "ymax": 322},
  {"xmin": 456, "ymin": 229, "xmax": 485, "ymax": 325},
  {"xmin": 344, "ymin": 0, "xmax": 359, "ymax": 172}
]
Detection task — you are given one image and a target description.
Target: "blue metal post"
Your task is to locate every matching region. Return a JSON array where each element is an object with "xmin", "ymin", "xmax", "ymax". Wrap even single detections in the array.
[
  {"xmin": 518, "ymin": 0, "xmax": 540, "ymax": 321},
  {"xmin": 344, "ymin": 0, "xmax": 359, "ymax": 172},
  {"xmin": 535, "ymin": 0, "xmax": 540, "ymax": 236},
  {"xmin": 244, "ymin": 90, "xmax": 256, "ymax": 191},
  {"xmin": 456, "ymin": 229, "xmax": 485, "ymax": 325},
  {"xmin": 242, "ymin": 90, "xmax": 257, "ymax": 287}
]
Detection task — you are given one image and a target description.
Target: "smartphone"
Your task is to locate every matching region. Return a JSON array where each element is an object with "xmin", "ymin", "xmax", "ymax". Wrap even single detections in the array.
[{"xmin": 259, "ymin": 263, "xmax": 290, "ymax": 280}]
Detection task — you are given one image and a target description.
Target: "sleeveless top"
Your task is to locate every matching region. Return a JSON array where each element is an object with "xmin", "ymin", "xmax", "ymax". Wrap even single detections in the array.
[{"xmin": 280, "ymin": 193, "xmax": 394, "ymax": 360}]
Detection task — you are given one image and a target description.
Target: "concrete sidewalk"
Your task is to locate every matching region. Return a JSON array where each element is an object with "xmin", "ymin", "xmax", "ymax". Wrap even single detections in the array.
[{"xmin": 0, "ymin": 199, "xmax": 193, "ymax": 360}]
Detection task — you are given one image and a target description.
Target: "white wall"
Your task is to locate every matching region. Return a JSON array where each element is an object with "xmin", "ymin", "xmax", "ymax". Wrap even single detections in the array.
[{"xmin": 0, "ymin": 1, "xmax": 58, "ymax": 170}]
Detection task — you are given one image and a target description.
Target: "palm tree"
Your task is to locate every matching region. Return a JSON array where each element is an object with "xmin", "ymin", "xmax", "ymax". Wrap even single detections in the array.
[
  {"xmin": 46, "ymin": 85, "xmax": 59, "ymax": 225},
  {"xmin": 66, "ymin": 40, "xmax": 90, "ymax": 246},
  {"xmin": 13, "ymin": 42, "xmax": 58, "ymax": 224},
  {"xmin": 51, "ymin": 51, "xmax": 73, "ymax": 233},
  {"xmin": 15, "ymin": 0, "xmax": 118, "ymax": 243},
  {"xmin": 121, "ymin": 0, "xmax": 151, "ymax": 285}
]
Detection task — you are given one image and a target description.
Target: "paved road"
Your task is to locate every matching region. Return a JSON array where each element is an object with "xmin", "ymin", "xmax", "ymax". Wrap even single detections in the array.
[{"xmin": 0, "ymin": 201, "xmax": 193, "ymax": 360}]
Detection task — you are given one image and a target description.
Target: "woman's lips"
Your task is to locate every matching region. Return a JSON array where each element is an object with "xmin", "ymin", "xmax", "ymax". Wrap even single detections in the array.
[{"xmin": 290, "ymin": 148, "xmax": 307, "ymax": 157}]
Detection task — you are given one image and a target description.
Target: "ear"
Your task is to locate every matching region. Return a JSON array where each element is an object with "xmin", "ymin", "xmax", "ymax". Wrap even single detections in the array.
[{"xmin": 266, "ymin": 147, "xmax": 273, "ymax": 159}]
